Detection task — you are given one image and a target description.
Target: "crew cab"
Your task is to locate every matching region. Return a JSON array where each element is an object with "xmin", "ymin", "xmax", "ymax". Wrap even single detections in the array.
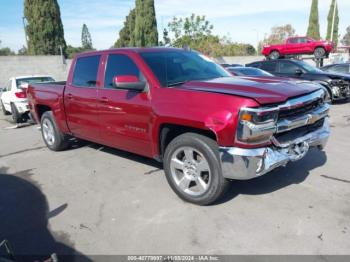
[
  {"xmin": 247, "ymin": 59, "xmax": 350, "ymax": 102},
  {"xmin": 27, "ymin": 48, "xmax": 330, "ymax": 205},
  {"xmin": 1, "ymin": 75, "xmax": 55, "ymax": 123},
  {"xmin": 262, "ymin": 36, "xmax": 334, "ymax": 60}
]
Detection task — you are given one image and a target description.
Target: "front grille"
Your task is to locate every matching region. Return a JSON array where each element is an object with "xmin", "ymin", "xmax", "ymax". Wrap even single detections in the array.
[
  {"xmin": 331, "ymin": 79, "xmax": 349, "ymax": 90},
  {"xmin": 274, "ymin": 118, "xmax": 325, "ymax": 144},
  {"xmin": 278, "ymin": 98, "xmax": 324, "ymax": 119}
]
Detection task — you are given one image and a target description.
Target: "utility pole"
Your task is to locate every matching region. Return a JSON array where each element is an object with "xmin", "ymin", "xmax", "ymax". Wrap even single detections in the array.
[{"xmin": 330, "ymin": 0, "xmax": 337, "ymax": 42}]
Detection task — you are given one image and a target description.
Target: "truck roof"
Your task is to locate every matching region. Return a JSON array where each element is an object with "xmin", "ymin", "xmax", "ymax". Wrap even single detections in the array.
[{"xmin": 76, "ymin": 47, "xmax": 188, "ymax": 57}]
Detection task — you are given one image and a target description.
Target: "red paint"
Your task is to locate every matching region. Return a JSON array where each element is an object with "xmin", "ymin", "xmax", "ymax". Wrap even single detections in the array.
[
  {"xmin": 262, "ymin": 36, "xmax": 334, "ymax": 57},
  {"xmin": 27, "ymin": 47, "xmax": 321, "ymax": 159},
  {"xmin": 114, "ymin": 75, "xmax": 139, "ymax": 83}
]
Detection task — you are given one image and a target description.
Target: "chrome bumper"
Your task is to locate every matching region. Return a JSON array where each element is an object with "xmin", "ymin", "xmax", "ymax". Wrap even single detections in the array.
[{"xmin": 219, "ymin": 118, "xmax": 330, "ymax": 180}]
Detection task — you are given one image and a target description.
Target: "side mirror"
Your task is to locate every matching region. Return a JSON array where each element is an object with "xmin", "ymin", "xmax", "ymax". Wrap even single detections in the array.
[
  {"xmin": 113, "ymin": 75, "xmax": 145, "ymax": 91},
  {"xmin": 295, "ymin": 69, "xmax": 303, "ymax": 75}
]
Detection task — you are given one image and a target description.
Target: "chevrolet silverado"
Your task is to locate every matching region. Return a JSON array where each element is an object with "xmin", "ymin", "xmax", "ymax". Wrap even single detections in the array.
[{"xmin": 27, "ymin": 48, "xmax": 330, "ymax": 205}]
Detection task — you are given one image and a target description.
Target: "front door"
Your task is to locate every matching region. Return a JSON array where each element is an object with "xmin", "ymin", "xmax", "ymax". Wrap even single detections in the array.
[
  {"xmin": 97, "ymin": 53, "xmax": 153, "ymax": 157},
  {"xmin": 64, "ymin": 55, "xmax": 102, "ymax": 141}
]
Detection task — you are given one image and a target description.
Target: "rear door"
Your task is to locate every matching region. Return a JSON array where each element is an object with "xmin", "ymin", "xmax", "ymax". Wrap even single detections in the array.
[
  {"xmin": 97, "ymin": 52, "xmax": 153, "ymax": 157},
  {"xmin": 260, "ymin": 61, "xmax": 278, "ymax": 75},
  {"xmin": 276, "ymin": 60, "xmax": 302, "ymax": 78},
  {"xmin": 64, "ymin": 55, "xmax": 102, "ymax": 141}
]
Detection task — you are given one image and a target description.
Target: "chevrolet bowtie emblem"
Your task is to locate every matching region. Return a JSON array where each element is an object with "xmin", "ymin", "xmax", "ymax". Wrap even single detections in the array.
[{"xmin": 307, "ymin": 114, "xmax": 318, "ymax": 125}]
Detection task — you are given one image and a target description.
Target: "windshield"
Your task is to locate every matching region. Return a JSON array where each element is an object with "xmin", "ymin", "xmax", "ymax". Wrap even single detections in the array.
[
  {"xmin": 230, "ymin": 67, "xmax": 273, "ymax": 76},
  {"xmin": 16, "ymin": 77, "xmax": 55, "ymax": 88},
  {"xmin": 140, "ymin": 50, "xmax": 230, "ymax": 87},
  {"xmin": 293, "ymin": 60, "xmax": 323, "ymax": 73}
]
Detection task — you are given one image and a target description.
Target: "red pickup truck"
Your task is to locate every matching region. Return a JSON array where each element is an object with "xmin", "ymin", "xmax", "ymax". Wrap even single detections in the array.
[
  {"xmin": 262, "ymin": 36, "xmax": 334, "ymax": 60},
  {"xmin": 27, "ymin": 48, "xmax": 330, "ymax": 205}
]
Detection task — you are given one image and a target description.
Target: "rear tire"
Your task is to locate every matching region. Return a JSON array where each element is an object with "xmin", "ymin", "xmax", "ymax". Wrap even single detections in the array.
[
  {"xmin": 314, "ymin": 47, "xmax": 326, "ymax": 59},
  {"xmin": 269, "ymin": 50, "xmax": 280, "ymax": 60},
  {"xmin": 1, "ymin": 100, "xmax": 11, "ymax": 115},
  {"xmin": 10, "ymin": 103, "xmax": 23, "ymax": 123},
  {"xmin": 163, "ymin": 133, "xmax": 229, "ymax": 205},
  {"xmin": 41, "ymin": 111, "xmax": 69, "ymax": 151}
]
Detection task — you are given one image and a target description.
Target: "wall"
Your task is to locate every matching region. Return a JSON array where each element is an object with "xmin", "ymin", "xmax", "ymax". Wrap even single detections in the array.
[
  {"xmin": 1, "ymin": 53, "xmax": 349, "ymax": 87},
  {"xmin": 0, "ymin": 56, "xmax": 72, "ymax": 87}
]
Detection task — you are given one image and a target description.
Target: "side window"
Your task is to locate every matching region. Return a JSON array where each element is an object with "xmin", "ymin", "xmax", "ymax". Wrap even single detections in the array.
[
  {"xmin": 104, "ymin": 54, "xmax": 144, "ymax": 88},
  {"xmin": 72, "ymin": 55, "xmax": 100, "ymax": 87},
  {"xmin": 289, "ymin": 38, "xmax": 298, "ymax": 44},
  {"xmin": 279, "ymin": 61, "xmax": 299, "ymax": 74},
  {"xmin": 332, "ymin": 65, "xmax": 349, "ymax": 74},
  {"xmin": 248, "ymin": 62, "xmax": 261, "ymax": 68},
  {"xmin": 298, "ymin": 37, "xmax": 308, "ymax": 43},
  {"xmin": 261, "ymin": 61, "xmax": 277, "ymax": 73}
]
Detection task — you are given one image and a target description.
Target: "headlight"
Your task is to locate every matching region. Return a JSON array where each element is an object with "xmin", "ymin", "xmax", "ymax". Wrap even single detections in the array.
[{"xmin": 236, "ymin": 108, "xmax": 278, "ymax": 145}]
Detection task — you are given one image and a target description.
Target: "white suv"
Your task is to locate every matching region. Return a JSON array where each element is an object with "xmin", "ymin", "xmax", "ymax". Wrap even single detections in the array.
[{"xmin": 1, "ymin": 75, "xmax": 55, "ymax": 123}]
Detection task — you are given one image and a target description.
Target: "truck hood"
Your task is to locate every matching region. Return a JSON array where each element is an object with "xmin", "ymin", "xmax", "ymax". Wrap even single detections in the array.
[{"xmin": 179, "ymin": 77, "xmax": 321, "ymax": 105}]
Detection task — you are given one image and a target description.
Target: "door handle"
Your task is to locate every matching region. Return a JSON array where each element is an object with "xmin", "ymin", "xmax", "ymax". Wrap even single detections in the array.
[
  {"xmin": 100, "ymin": 97, "xmax": 109, "ymax": 103},
  {"xmin": 67, "ymin": 93, "xmax": 73, "ymax": 100}
]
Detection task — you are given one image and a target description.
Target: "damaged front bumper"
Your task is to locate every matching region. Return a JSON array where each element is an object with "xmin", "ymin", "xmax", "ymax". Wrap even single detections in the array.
[{"xmin": 219, "ymin": 118, "xmax": 330, "ymax": 180}]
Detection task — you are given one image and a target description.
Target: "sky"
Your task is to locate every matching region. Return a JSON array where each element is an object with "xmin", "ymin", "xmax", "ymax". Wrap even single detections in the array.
[{"xmin": 0, "ymin": 0, "xmax": 349, "ymax": 52}]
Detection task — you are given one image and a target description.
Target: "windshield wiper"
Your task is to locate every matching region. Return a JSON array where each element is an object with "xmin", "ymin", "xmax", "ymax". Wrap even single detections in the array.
[{"xmin": 167, "ymin": 81, "xmax": 189, "ymax": 87}]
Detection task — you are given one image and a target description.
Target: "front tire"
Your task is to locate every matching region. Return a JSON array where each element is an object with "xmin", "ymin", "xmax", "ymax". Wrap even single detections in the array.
[
  {"xmin": 163, "ymin": 133, "xmax": 229, "ymax": 205},
  {"xmin": 41, "ymin": 111, "xmax": 69, "ymax": 151}
]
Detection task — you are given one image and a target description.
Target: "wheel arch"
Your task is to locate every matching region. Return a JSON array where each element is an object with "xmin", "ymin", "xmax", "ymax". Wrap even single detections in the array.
[{"xmin": 158, "ymin": 123, "xmax": 217, "ymax": 162}]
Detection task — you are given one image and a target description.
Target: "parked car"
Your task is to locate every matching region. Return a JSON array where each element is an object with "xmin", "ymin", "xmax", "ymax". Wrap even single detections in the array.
[
  {"xmin": 226, "ymin": 66, "xmax": 273, "ymax": 77},
  {"xmin": 1, "ymin": 75, "xmax": 55, "ymax": 123},
  {"xmin": 262, "ymin": 36, "xmax": 334, "ymax": 60},
  {"xmin": 28, "ymin": 48, "xmax": 330, "ymax": 205},
  {"xmin": 247, "ymin": 59, "xmax": 350, "ymax": 102},
  {"xmin": 221, "ymin": 63, "xmax": 242, "ymax": 68},
  {"xmin": 321, "ymin": 63, "xmax": 350, "ymax": 75}
]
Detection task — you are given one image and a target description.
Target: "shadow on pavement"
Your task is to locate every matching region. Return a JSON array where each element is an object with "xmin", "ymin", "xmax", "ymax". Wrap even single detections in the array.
[
  {"xmin": 0, "ymin": 167, "xmax": 92, "ymax": 262},
  {"xmin": 217, "ymin": 148, "xmax": 327, "ymax": 204}
]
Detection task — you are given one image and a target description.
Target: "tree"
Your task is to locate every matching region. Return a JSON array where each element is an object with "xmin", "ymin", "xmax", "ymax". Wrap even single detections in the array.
[
  {"xmin": 162, "ymin": 28, "xmax": 171, "ymax": 46},
  {"xmin": 18, "ymin": 46, "xmax": 28, "ymax": 56},
  {"xmin": 307, "ymin": 0, "xmax": 321, "ymax": 39},
  {"xmin": 164, "ymin": 14, "xmax": 255, "ymax": 57},
  {"xmin": 0, "ymin": 40, "xmax": 15, "ymax": 56},
  {"xmin": 24, "ymin": 0, "xmax": 67, "ymax": 55},
  {"xmin": 341, "ymin": 26, "xmax": 350, "ymax": 46},
  {"xmin": 258, "ymin": 24, "xmax": 296, "ymax": 53},
  {"xmin": 66, "ymin": 45, "xmax": 87, "ymax": 59},
  {"xmin": 167, "ymin": 14, "xmax": 214, "ymax": 48},
  {"xmin": 262, "ymin": 24, "xmax": 296, "ymax": 45},
  {"xmin": 134, "ymin": 0, "xmax": 158, "ymax": 47},
  {"xmin": 326, "ymin": 0, "xmax": 339, "ymax": 46},
  {"xmin": 114, "ymin": 8, "xmax": 136, "ymax": 47},
  {"xmin": 81, "ymin": 24, "xmax": 93, "ymax": 49}
]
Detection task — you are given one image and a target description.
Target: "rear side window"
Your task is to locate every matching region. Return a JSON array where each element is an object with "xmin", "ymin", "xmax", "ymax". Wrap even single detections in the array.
[
  {"xmin": 261, "ymin": 61, "xmax": 277, "ymax": 73},
  {"xmin": 288, "ymin": 38, "xmax": 298, "ymax": 44},
  {"xmin": 331, "ymin": 65, "xmax": 350, "ymax": 74},
  {"xmin": 247, "ymin": 62, "xmax": 261, "ymax": 68},
  {"xmin": 104, "ymin": 54, "xmax": 144, "ymax": 88},
  {"xmin": 278, "ymin": 61, "xmax": 299, "ymax": 74},
  {"xmin": 72, "ymin": 55, "xmax": 100, "ymax": 87}
]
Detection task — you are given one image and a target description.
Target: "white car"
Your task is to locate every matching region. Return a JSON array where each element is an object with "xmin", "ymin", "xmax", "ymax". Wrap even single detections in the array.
[{"xmin": 1, "ymin": 75, "xmax": 55, "ymax": 123}]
